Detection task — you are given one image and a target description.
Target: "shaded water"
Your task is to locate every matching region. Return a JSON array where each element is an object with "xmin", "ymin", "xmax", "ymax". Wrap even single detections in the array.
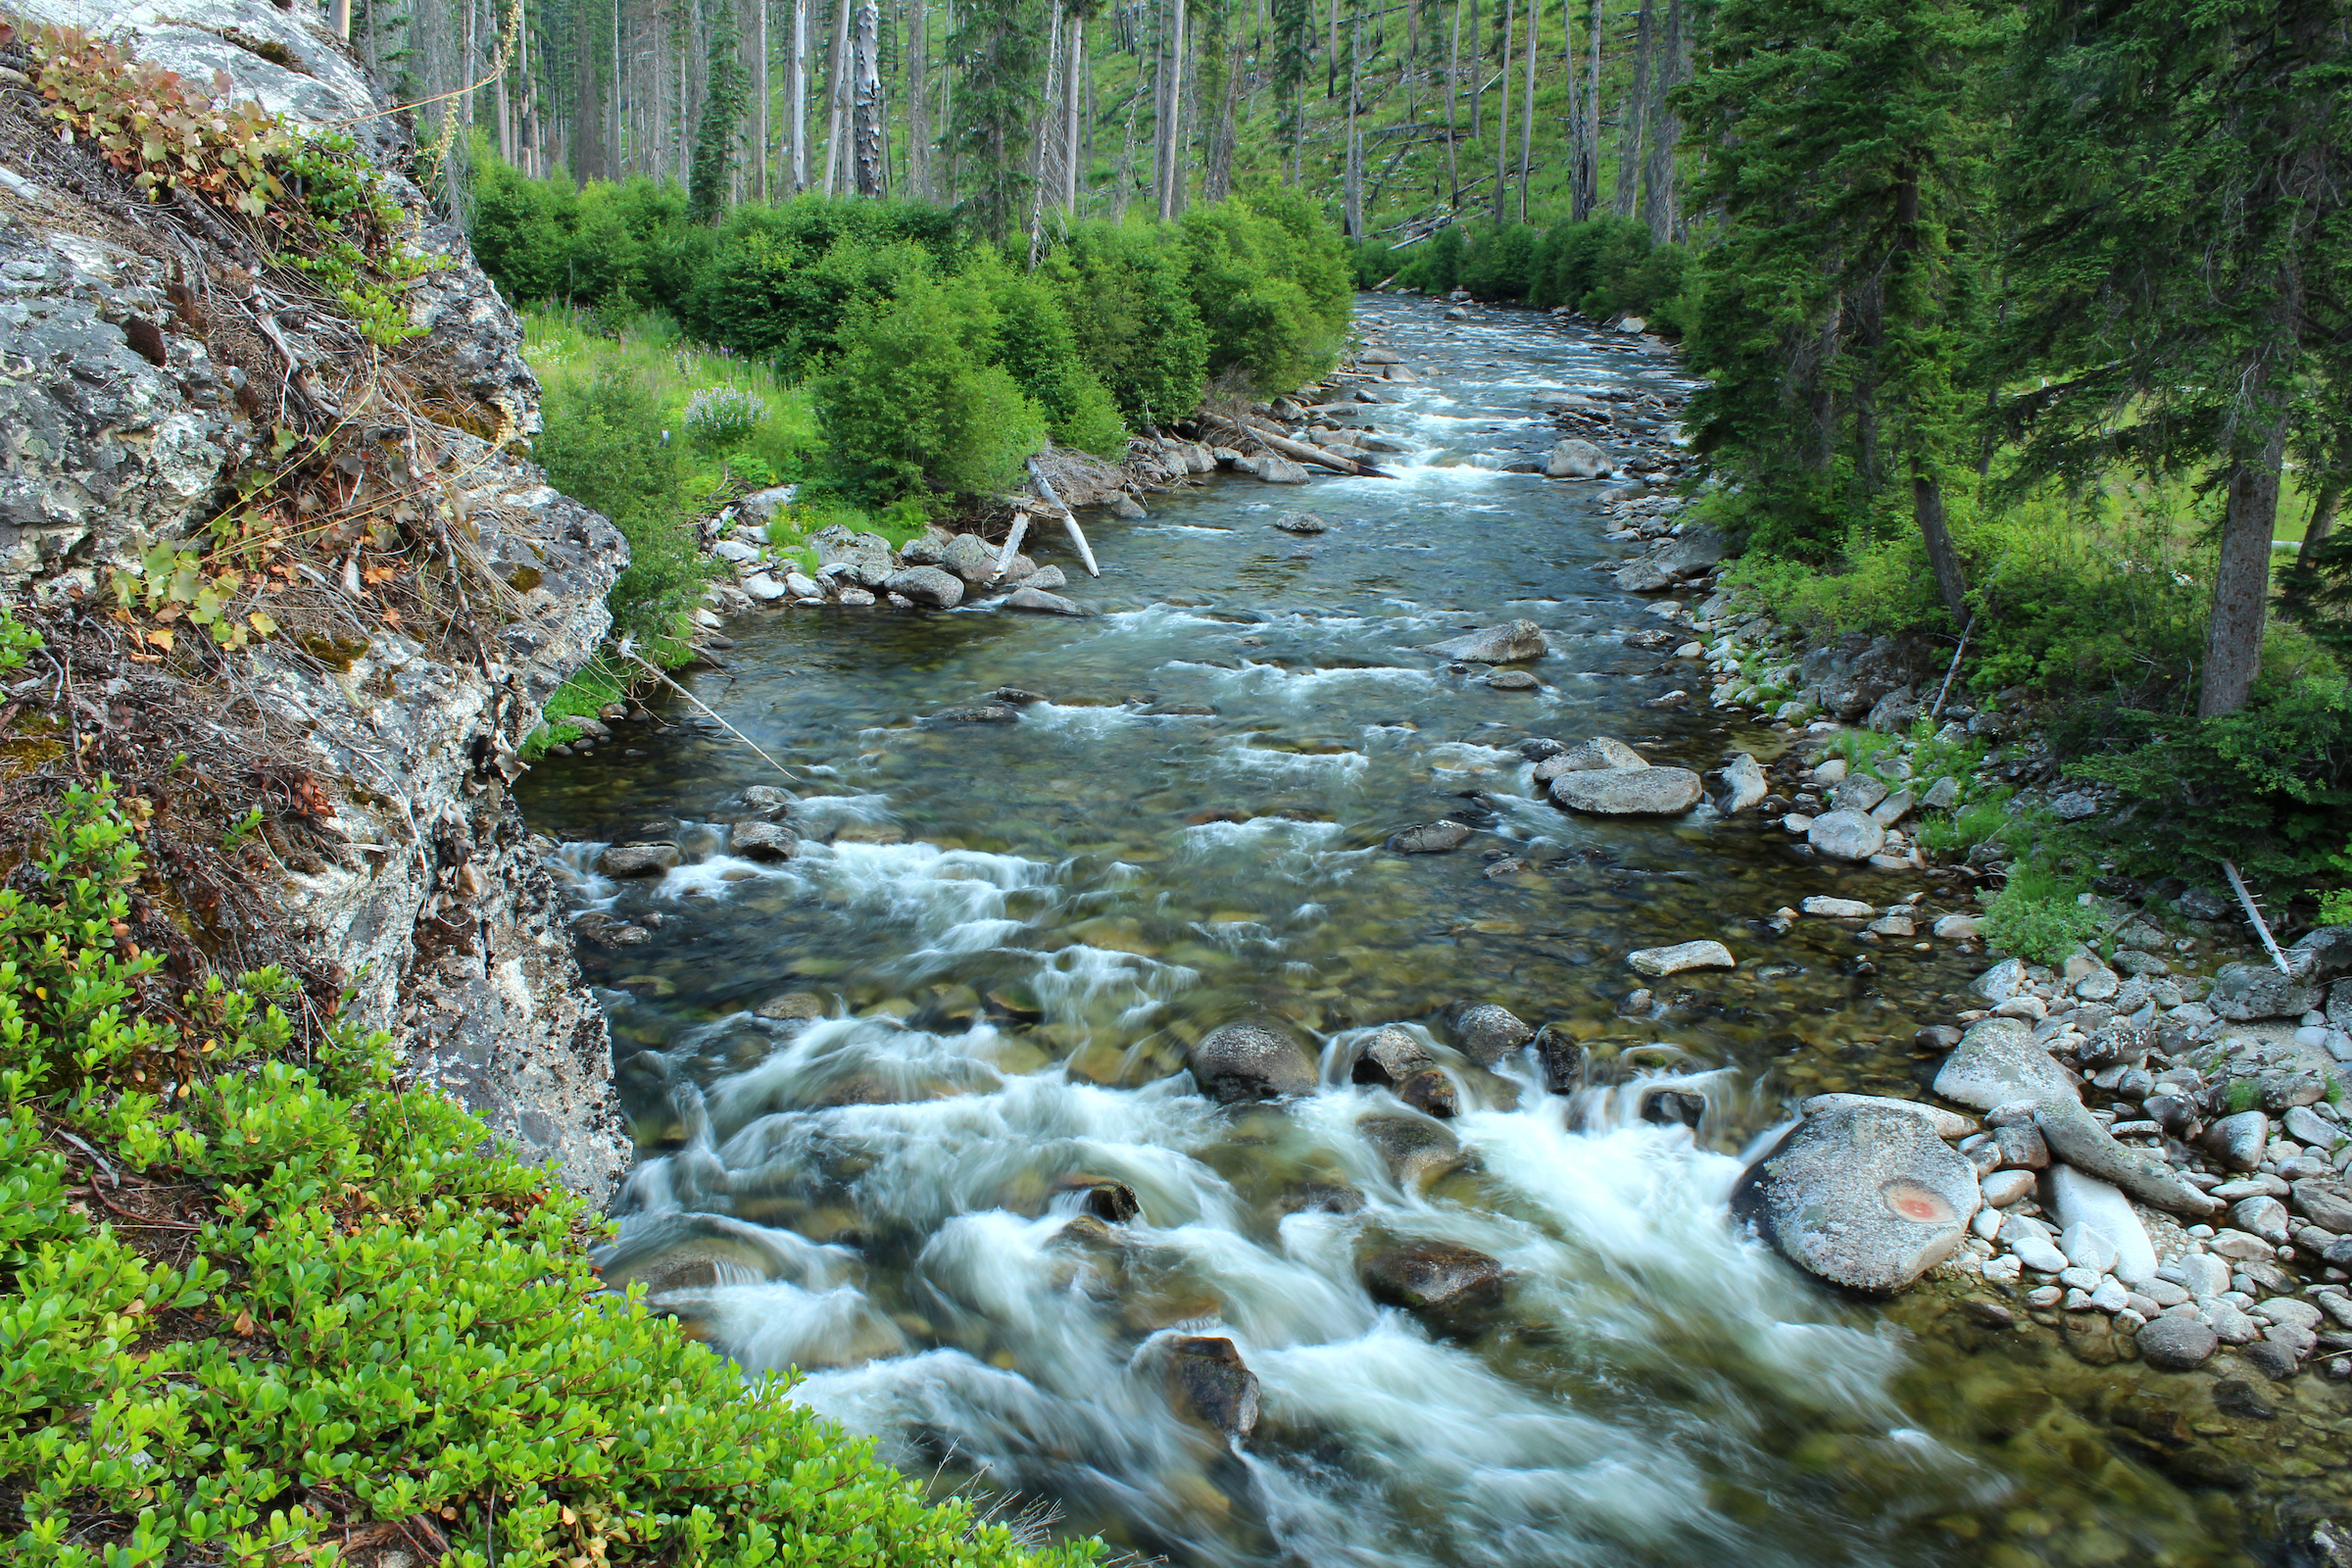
[{"xmin": 519, "ymin": 299, "xmax": 2306, "ymax": 1567}]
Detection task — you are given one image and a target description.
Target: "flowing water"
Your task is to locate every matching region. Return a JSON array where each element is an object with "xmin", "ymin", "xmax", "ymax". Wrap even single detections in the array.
[{"xmin": 518, "ymin": 298, "xmax": 2322, "ymax": 1567}]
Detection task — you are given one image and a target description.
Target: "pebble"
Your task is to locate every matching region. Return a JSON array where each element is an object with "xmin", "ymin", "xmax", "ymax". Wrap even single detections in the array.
[
  {"xmin": 2058, "ymin": 1265, "xmax": 2102, "ymax": 1291},
  {"xmin": 2260, "ymin": 1298, "xmax": 2325, "ymax": 1332},
  {"xmin": 1982, "ymin": 1254, "xmax": 2023, "ymax": 1285},
  {"xmin": 1982, "ymin": 1168, "xmax": 2036, "ymax": 1206},
  {"xmin": 1626, "ymin": 940, "xmax": 1737, "ymax": 977},
  {"xmin": 2207, "ymin": 1301, "xmax": 2262, "ymax": 1344},
  {"xmin": 2058, "ymin": 1220, "xmax": 2122, "ymax": 1274},
  {"xmin": 1971, "ymin": 1206, "xmax": 2003, "ymax": 1241},
  {"xmin": 2136, "ymin": 1315, "xmax": 2221, "ymax": 1370},
  {"xmin": 2209, "ymin": 1228, "xmax": 2277, "ymax": 1261},
  {"xmin": 2090, "ymin": 1278, "xmax": 2131, "ymax": 1313},
  {"xmin": 2026, "ymin": 1285, "xmax": 2064, "ymax": 1309},
  {"xmin": 1799, "ymin": 896, "xmax": 1875, "ymax": 918}
]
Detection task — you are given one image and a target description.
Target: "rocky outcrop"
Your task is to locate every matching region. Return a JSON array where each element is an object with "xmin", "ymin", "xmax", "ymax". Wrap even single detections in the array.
[{"xmin": 0, "ymin": 1, "xmax": 628, "ymax": 1198}]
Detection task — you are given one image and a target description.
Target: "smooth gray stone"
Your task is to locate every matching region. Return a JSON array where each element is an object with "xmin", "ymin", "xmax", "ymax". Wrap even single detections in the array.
[{"xmin": 1732, "ymin": 1105, "xmax": 1982, "ymax": 1294}]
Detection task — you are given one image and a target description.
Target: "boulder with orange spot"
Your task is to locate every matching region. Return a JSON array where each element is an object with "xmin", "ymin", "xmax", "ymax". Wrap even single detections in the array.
[{"xmin": 1730, "ymin": 1104, "xmax": 1983, "ymax": 1294}]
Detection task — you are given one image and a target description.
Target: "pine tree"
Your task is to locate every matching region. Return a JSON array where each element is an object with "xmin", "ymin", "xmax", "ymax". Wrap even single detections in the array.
[
  {"xmin": 690, "ymin": 0, "xmax": 749, "ymax": 220},
  {"xmin": 1681, "ymin": 0, "xmax": 2004, "ymax": 622},
  {"xmin": 1998, "ymin": 0, "xmax": 2352, "ymax": 716},
  {"xmin": 952, "ymin": 0, "xmax": 1048, "ymax": 243}
]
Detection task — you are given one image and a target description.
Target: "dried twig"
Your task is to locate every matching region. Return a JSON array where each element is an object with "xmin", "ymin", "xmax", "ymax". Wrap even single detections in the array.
[
  {"xmin": 611, "ymin": 643, "xmax": 797, "ymax": 782},
  {"xmin": 2222, "ymin": 859, "xmax": 2291, "ymax": 976}
]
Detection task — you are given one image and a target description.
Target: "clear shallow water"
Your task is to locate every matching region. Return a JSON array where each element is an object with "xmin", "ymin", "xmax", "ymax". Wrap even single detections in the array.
[{"xmin": 519, "ymin": 299, "xmax": 2296, "ymax": 1567}]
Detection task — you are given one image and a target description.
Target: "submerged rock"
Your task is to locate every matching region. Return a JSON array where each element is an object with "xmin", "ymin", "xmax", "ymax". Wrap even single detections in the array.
[
  {"xmin": 1274, "ymin": 510, "xmax": 1331, "ymax": 534},
  {"xmin": 1361, "ymin": 1240, "xmax": 1506, "ymax": 1317},
  {"xmin": 1004, "ymin": 587, "xmax": 1099, "ymax": 617},
  {"xmin": 1388, "ymin": 819, "xmax": 1473, "ymax": 854},
  {"xmin": 1359, "ymin": 1113, "xmax": 1462, "ymax": 1188},
  {"xmin": 1191, "ymin": 1019, "xmax": 1319, "ymax": 1103},
  {"xmin": 1549, "ymin": 767, "xmax": 1704, "ymax": 816},
  {"xmin": 1731, "ymin": 1104, "xmax": 1982, "ymax": 1293},
  {"xmin": 1544, "ymin": 438, "xmax": 1615, "ymax": 478},
  {"xmin": 2135, "ymin": 1316, "xmax": 2221, "ymax": 1371},
  {"xmin": 1167, "ymin": 1336, "xmax": 1261, "ymax": 1439},
  {"xmin": 1718, "ymin": 752, "xmax": 1768, "ymax": 814},
  {"xmin": 1799, "ymin": 1094, "xmax": 1978, "ymax": 1140},
  {"xmin": 1352, "ymin": 1025, "xmax": 1438, "ymax": 1087},
  {"xmin": 929, "ymin": 703, "xmax": 1020, "ymax": 723},
  {"xmin": 1426, "ymin": 620, "xmax": 1550, "ymax": 663}
]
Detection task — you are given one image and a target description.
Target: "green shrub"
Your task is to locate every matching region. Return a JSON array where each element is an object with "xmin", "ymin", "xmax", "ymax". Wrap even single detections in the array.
[
  {"xmin": 1050, "ymin": 222, "xmax": 1208, "ymax": 427},
  {"xmin": 679, "ymin": 198, "xmax": 967, "ymax": 369},
  {"xmin": 0, "ymin": 773, "xmax": 1099, "ymax": 1568},
  {"xmin": 533, "ymin": 368, "xmax": 707, "ymax": 657},
  {"xmin": 2066, "ymin": 674, "xmax": 2352, "ymax": 902},
  {"xmin": 972, "ymin": 256, "xmax": 1131, "ymax": 455},
  {"xmin": 1396, "ymin": 224, "xmax": 1466, "ymax": 293},
  {"xmin": 1982, "ymin": 862, "xmax": 2102, "ymax": 963},
  {"xmin": 816, "ymin": 274, "xmax": 1050, "ymax": 504},
  {"xmin": 1177, "ymin": 193, "xmax": 1350, "ymax": 395}
]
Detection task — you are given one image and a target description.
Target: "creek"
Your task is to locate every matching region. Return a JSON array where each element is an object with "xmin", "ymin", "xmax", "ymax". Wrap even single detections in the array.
[{"xmin": 519, "ymin": 296, "xmax": 2299, "ymax": 1567}]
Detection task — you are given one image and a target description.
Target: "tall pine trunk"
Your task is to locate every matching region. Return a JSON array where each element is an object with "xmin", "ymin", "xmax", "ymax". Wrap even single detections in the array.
[
  {"xmin": 1344, "ymin": 5, "xmax": 1363, "ymax": 238},
  {"xmin": 1582, "ymin": 0, "xmax": 1599, "ymax": 219},
  {"xmin": 1490, "ymin": 0, "xmax": 1511, "ymax": 224},
  {"xmin": 907, "ymin": 0, "xmax": 928, "ymax": 197},
  {"xmin": 1467, "ymin": 0, "xmax": 1480, "ymax": 141},
  {"xmin": 1912, "ymin": 476, "xmax": 1971, "ymax": 630},
  {"xmin": 1515, "ymin": 0, "xmax": 1535, "ymax": 221},
  {"xmin": 1444, "ymin": 0, "xmax": 1460, "ymax": 206},
  {"xmin": 788, "ymin": 0, "xmax": 808, "ymax": 187},
  {"xmin": 820, "ymin": 0, "xmax": 850, "ymax": 193},
  {"xmin": 1027, "ymin": 1, "xmax": 1062, "ymax": 263},
  {"xmin": 1205, "ymin": 18, "xmax": 1240, "ymax": 203},
  {"xmin": 1613, "ymin": 0, "xmax": 1652, "ymax": 219},
  {"xmin": 1065, "ymin": 12, "xmax": 1087, "ymax": 212},
  {"xmin": 1640, "ymin": 0, "xmax": 1680, "ymax": 241},
  {"xmin": 1157, "ymin": 0, "xmax": 1188, "ymax": 221},
  {"xmin": 851, "ymin": 0, "xmax": 882, "ymax": 194},
  {"xmin": 2204, "ymin": 401, "xmax": 2291, "ymax": 717}
]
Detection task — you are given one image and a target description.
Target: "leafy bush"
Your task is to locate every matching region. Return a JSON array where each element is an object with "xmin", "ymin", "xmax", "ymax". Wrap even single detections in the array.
[
  {"xmin": 533, "ymin": 368, "xmax": 708, "ymax": 656},
  {"xmin": 1982, "ymin": 861, "xmax": 2102, "ymax": 963},
  {"xmin": 816, "ymin": 273, "xmax": 1050, "ymax": 504},
  {"xmin": 971, "ymin": 256, "xmax": 1131, "ymax": 455},
  {"xmin": 0, "ymin": 773, "xmax": 1099, "ymax": 1568},
  {"xmin": 1177, "ymin": 192, "xmax": 1351, "ymax": 395},
  {"xmin": 1386, "ymin": 217, "xmax": 1690, "ymax": 333},
  {"xmin": 2067, "ymin": 674, "xmax": 2352, "ymax": 901},
  {"xmin": 1050, "ymin": 222, "xmax": 1208, "ymax": 428},
  {"xmin": 679, "ymin": 199, "xmax": 967, "ymax": 369}
]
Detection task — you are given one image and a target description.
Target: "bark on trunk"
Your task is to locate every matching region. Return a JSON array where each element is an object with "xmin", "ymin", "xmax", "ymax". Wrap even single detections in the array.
[
  {"xmin": 1027, "ymin": 1, "xmax": 1062, "ymax": 263},
  {"xmin": 1490, "ymin": 0, "xmax": 1511, "ymax": 224},
  {"xmin": 906, "ymin": 0, "xmax": 927, "ymax": 197},
  {"xmin": 753, "ymin": 0, "xmax": 768, "ymax": 199},
  {"xmin": 1445, "ymin": 0, "xmax": 1461, "ymax": 206},
  {"xmin": 1515, "ymin": 0, "xmax": 1536, "ymax": 221},
  {"xmin": 2203, "ymin": 445, "xmax": 2286, "ymax": 717},
  {"xmin": 851, "ymin": 0, "xmax": 883, "ymax": 195},
  {"xmin": 1065, "ymin": 13, "xmax": 1087, "ymax": 212},
  {"xmin": 1157, "ymin": 0, "xmax": 1188, "ymax": 221},
  {"xmin": 820, "ymin": 0, "xmax": 850, "ymax": 194},
  {"xmin": 1912, "ymin": 474, "xmax": 1970, "ymax": 629},
  {"xmin": 789, "ymin": 0, "xmax": 808, "ymax": 187},
  {"xmin": 1614, "ymin": 0, "xmax": 1653, "ymax": 219},
  {"xmin": 1640, "ymin": 0, "xmax": 1681, "ymax": 242},
  {"xmin": 1344, "ymin": 8, "xmax": 1363, "ymax": 238},
  {"xmin": 1467, "ymin": 0, "xmax": 1480, "ymax": 141},
  {"xmin": 1582, "ymin": 0, "xmax": 1599, "ymax": 220}
]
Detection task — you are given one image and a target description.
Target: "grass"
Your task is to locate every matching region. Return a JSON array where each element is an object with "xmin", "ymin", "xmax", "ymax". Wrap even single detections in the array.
[{"xmin": 521, "ymin": 306, "xmax": 818, "ymax": 500}]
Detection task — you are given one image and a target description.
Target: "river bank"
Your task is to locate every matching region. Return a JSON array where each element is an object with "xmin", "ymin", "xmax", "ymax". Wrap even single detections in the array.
[{"xmin": 522, "ymin": 293, "xmax": 2352, "ymax": 1567}]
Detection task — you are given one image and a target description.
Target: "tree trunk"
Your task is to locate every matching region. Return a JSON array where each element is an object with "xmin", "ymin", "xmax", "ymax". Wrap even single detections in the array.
[
  {"xmin": 789, "ymin": 0, "xmax": 808, "ymax": 187},
  {"xmin": 1490, "ymin": 0, "xmax": 1511, "ymax": 224},
  {"xmin": 1912, "ymin": 475, "xmax": 1970, "ymax": 629},
  {"xmin": 1344, "ymin": 6, "xmax": 1362, "ymax": 238},
  {"xmin": 1444, "ymin": 0, "xmax": 1460, "ymax": 206},
  {"xmin": 1205, "ymin": 20, "xmax": 1239, "ymax": 203},
  {"xmin": 1065, "ymin": 13, "xmax": 1087, "ymax": 211},
  {"xmin": 1583, "ymin": 0, "xmax": 1600, "ymax": 220},
  {"xmin": 906, "ymin": 0, "xmax": 928, "ymax": 197},
  {"xmin": 1157, "ymin": 0, "xmax": 1188, "ymax": 221},
  {"xmin": 331, "ymin": 0, "xmax": 351, "ymax": 41},
  {"xmin": 576, "ymin": 10, "xmax": 606, "ymax": 182},
  {"xmin": 1640, "ymin": 0, "xmax": 1681, "ymax": 242},
  {"xmin": 1467, "ymin": 0, "xmax": 1480, "ymax": 141},
  {"xmin": 820, "ymin": 0, "xmax": 850, "ymax": 193},
  {"xmin": 1515, "ymin": 0, "xmax": 1535, "ymax": 221},
  {"xmin": 1027, "ymin": 1, "xmax": 1061, "ymax": 262},
  {"xmin": 2203, "ymin": 433, "xmax": 2288, "ymax": 718},
  {"xmin": 851, "ymin": 0, "xmax": 883, "ymax": 194},
  {"xmin": 1614, "ymin": 0, "xmax": 1652, "ymax": 219},
  {"xmin": 611, "ymin": 0, "xmax": 625, "ymax": 183}
]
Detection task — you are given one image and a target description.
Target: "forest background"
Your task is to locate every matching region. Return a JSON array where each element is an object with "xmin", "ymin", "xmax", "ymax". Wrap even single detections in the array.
[{"xmin": 354, "ymin": 0, "xmax": 2345, "ymax": 922}]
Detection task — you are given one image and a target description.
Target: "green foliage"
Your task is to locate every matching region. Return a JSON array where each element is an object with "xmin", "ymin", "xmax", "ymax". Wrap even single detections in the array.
[
  {"xmin": 2224, "ymin": 1078, "xmax": 2263, "ymax": 1115},
  {"xmin": 2065, "ymin": 676, "xmax": 2352, "ymax": 898},
  {"xmin": 689, "ymin": 0, "xmax": 748, "ymax": 223},
  {"xmin": 816, "ymin": 273, "xmax": 1050, "ymax": 503},
  {"xmin": 1982, "ymin": 861, "xmax": 2101, "ymax": 965},
  {"xmin": 0, "ymin": 778, "xmax": 1100, "ymax": 1568},
  {"xmin": 532, "ymin": 368, "xmax": 708, "ymax": 658},
  {"xmin": 971, "ymin": 254, "xmax": 1132, "ymax": 454},
  {"xmin": 1177, "ymin": 189, "xmax": 1351, "ymax": 394},
  {"xmin": 1050, "ymin": 222, "xmax": 1208, "ymax": 428},
  {"xmin": 679, "ymin": 199, "xmax": 966, "ymax": 370},
  {"xmin": 1388, "ymin": 218, "xmax": 1692, "ymax": 333}
]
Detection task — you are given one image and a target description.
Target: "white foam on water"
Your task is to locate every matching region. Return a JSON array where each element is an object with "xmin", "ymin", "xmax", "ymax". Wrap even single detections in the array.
[{"xmin": 1214, "ymin": 739, "xmax": 1371, "ymax": 787}]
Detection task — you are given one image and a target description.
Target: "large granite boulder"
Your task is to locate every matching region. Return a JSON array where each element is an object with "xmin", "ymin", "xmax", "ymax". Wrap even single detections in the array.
[
  {"xmin": 1426, "ymin": 620, "xmax": 1549, "ymax": 663},
  {"xmin": 1549, "ymin": 767, "xmax": 1704, "ymax": 816},
  {"xmin": 1731, "ymin": 1104, "xmax": 1982, "ymax": 1293}
]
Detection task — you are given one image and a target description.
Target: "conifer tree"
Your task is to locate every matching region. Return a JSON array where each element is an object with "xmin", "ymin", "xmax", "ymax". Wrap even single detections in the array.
[
  {"xmin": 1998, "ymin": 0, "xmax": 2351, "ymax": 716},
  {"xmin": 1681, "ymin": 0, "xmax": 2001, "ymax": 624},
  {"xmin": 689, "ymin": 0, "xmax": 748, "ymax": 220}
]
